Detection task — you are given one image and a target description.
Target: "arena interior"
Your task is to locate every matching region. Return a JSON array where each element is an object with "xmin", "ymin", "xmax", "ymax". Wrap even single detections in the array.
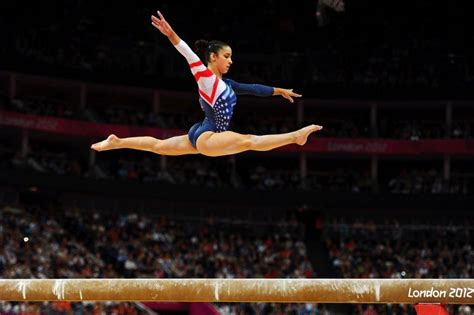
[{"xmin": 0, "ymin": 0, "xmax": 473, "ymax": 314}]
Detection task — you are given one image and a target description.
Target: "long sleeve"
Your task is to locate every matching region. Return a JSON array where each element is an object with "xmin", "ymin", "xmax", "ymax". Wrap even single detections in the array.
[
  {"xmin": 174, "ymin": 40, "xmax": 201, "ymax": 66},
  {"xmin": 224, "ymin": 78, "xmax": 274, "ymax": 97},
  {"xmin": 174, "ymin": 40, "xmax": 224, "ymax": 106},
  {"xmin": 174, "ymin": 40, "xmax": 214, "ymax": 81}
]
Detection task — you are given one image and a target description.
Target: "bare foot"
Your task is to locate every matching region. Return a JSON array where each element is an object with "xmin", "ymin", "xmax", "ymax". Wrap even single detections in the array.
[
  {"xmin": 91, "ymin": 134, "xmax": 121, "ymax": 152},
  {"xmin": 295, "ymin": 124, "xmax": 323, "ymax": 146}
]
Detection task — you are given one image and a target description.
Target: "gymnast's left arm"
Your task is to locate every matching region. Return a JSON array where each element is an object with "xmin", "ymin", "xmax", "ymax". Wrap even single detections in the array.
[
  {"xmin": 225, "ymin": 79, "xmax": 302, "ymax": 103},
  {"xmin": 272, "ymin": 87, "xmax": 302, "ymax": 103}
]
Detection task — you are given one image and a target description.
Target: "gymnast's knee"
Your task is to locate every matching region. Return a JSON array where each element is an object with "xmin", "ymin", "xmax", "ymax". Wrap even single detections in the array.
[
  {"xmin": 240, "ymin": 134, "xmax": 255, "ymax": 150},
  {"xmin": 202, "ymin": 134, "xmax": 254, "ymax": 156},
  {"xmin": 151, "ymin": 139, "xmax": 164, "ymax": 154}
]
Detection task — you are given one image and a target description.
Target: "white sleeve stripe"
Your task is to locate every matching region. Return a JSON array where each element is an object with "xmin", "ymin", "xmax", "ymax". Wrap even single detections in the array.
[
  {"xmin": 191, "ymin": 66, "xmax": 208, "ymax": 75},
  {"xmin": 174, "ymin": 40, "xmax": 200, "ymax": 64}
]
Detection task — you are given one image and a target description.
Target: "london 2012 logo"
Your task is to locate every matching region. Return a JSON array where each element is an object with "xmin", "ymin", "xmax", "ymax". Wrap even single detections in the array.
[{"xmin": 408, "ymin": 287, "xmax": 474, "ymax": 299}]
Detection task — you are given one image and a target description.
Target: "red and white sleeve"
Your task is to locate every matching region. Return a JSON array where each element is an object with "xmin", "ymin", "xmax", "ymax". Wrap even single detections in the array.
[{"xmin": 174, "ymin": 40, "xmax": 223, "ymax": 106}]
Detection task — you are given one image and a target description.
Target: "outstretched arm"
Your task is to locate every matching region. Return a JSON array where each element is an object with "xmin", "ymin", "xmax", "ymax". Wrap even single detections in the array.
[
  {"xmin": 225, "ymin": 79, "xmax": 302, "ymax": 103},
  {"xmin": 272, "ymin": 88, "xmax": 302, "ymax": 103}
]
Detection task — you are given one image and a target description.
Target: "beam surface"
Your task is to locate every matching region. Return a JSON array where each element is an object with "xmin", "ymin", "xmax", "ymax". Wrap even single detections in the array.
[{"xmin": 0, "ymin": 279, "xmax": 473, "ymax": 304}]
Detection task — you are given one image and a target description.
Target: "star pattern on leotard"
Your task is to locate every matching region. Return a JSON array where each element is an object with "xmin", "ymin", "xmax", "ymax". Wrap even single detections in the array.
[{"xmin": 212, "ymin": 90, "xmax": 237, "ymax": 132}]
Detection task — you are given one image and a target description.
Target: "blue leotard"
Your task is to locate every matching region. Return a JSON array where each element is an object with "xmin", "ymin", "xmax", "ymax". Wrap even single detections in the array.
[
  {"xmin": 173, "ymin": 40, "xmax": 273, "ymax": 147},
  {"xmin": 188, "ymin": 78, "xmax": 273, "ymax": 147}
]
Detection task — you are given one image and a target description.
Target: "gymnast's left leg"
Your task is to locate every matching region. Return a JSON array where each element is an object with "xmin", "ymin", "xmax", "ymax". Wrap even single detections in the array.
[{"xmin": 196, "ymin": 124, "xmax": 322, "ymax": 157}]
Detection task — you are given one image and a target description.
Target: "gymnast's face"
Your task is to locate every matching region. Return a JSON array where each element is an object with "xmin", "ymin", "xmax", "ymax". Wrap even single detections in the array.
[{"xmin": 210, "ymin": 46, "xmax": 233, "ymax": 75}]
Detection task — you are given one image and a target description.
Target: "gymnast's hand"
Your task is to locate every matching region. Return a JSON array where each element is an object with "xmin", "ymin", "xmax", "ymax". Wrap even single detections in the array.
[
  {"xmin": 273, "ymin": 88, "xmax": 302, "ymax": 103},
  {"xmin": 151, "ymin": 11, "xmax": 174, "ymax": 37},
  {"xmin": 151, "ymin": 11, "xmax": 180, "ymax": 45}
]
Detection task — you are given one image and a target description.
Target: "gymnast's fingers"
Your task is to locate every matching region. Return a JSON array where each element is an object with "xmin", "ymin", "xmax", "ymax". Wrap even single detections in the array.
[
  {"xmin": 151, "ymin": 15, "xmax": 161, "ymax": 24},
  {"xmin": 157, "ymin": 11, "xmax": 165, "ymax": 21},
  {"xmin": 288, "ymin": 89, "xmax": 302, "ymax": 97}
]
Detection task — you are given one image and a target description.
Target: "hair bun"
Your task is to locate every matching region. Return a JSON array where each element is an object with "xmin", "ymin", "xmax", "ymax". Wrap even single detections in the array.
[{"xmin": 194, "ymin": 40, "xmax": 209, "ymax": 54}]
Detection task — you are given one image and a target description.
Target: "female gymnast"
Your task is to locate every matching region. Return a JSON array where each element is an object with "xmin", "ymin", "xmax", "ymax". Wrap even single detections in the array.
[{"xmin": 91, "ymin": 11, "xmax": 322, "ymax": 157}]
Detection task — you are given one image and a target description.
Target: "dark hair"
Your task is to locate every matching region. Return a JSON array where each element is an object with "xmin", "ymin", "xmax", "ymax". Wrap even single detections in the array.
[{"xmin": 194, "ymin": 39, "xmax": 229, "ymax": 66}]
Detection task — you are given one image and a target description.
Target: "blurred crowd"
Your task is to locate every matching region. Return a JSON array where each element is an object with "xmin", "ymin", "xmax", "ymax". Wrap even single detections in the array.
[
  {"xmin": 3, "ymin": 143, "xmax": 472, "ymax": 194},
  {"xmin": 386, "ymin": 168, "xmax": 471, "ymax": 195},
  {"xmin": 2, "ymin": 0, "xmax": 474, "ymax": 96},
  {"xmin": 0, "ymin": 204, "xmax": 317, "ymax": 315},
  {"xmin": 2, "ymin": 203, "xmax": 474, "ymax": 314},
  {"xmin": 2, "ymin": 95, "xmax": 474, "ymax": 140},
  {"xmin": 0, "ymin": 205, "xmax": 139, "ymax": 314},
  {"xmin": 1, "ymin": 142, "xmax": 471, "ymax": 195},
  {"xmin": 324, "ymin": 216, "xmax": 474, "ymax": 315}
]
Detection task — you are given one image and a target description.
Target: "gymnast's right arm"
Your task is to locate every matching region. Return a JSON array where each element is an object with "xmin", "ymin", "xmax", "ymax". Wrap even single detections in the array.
[
  {"xmin": 151, "ymin": 11, "xmax": 181, "ymax": 46},
  {"xmin": 151, "ymin": 11, "xmax": 212, "ymax": 80}
]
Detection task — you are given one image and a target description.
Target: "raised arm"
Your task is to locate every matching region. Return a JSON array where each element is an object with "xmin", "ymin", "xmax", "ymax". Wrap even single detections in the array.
[
  {"xmin": 151, "ymin": 11, "xmax": 205, "ymax": 67},
  {"xmin": 151, "ymin": 11, "xmax": 180, "ymax": 46},
  {"xmin": 151, "ymin": 10, "xmax": 217, "ymax": 105}
]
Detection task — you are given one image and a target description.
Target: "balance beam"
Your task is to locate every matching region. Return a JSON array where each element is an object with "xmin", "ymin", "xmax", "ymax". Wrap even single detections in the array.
[{"xmin": 1, "ymin": 279, "xmax": 473, "ymax": 304}]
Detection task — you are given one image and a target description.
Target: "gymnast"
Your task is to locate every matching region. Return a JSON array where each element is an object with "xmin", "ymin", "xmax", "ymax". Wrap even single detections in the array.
[{"xmin": 91, "ymin": 11, "xmax": 322, "ymax": 157}]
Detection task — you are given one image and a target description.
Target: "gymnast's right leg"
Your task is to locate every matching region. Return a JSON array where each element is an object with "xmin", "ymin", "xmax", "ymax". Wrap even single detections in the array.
[{"xmin": 90, "ymin": 134, "xmax": 199, "ymax": 156}]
